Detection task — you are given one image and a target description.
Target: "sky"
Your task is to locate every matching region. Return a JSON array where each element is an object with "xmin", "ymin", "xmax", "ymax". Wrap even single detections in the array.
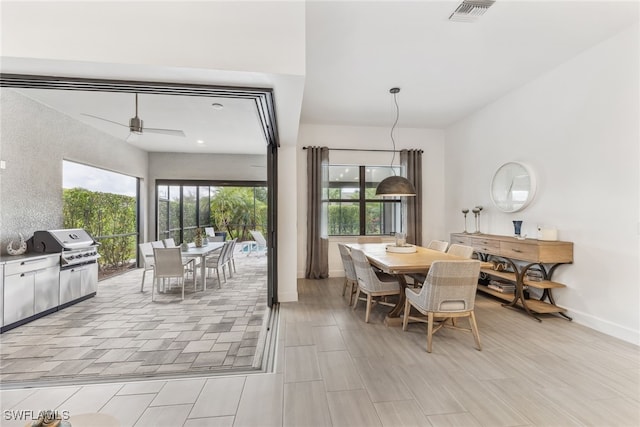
[{"xmin": 63, "ymin": 160, "xmax": 136, "ymax": 197}]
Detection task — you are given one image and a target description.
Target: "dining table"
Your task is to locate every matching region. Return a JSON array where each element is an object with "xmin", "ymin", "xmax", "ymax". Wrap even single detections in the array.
[
  {"xmin": 181, "ymin": 241, "xmax": 225, "ymax": 291},
  {"xmin": 346, "ymin": 242, "xmax": 476, "ymax": 326}
]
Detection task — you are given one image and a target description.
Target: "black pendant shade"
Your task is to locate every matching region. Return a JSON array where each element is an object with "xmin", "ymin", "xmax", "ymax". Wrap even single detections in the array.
[{"xmin": 375, "ymin": 175, "xmax": 416, "ymax": 197}]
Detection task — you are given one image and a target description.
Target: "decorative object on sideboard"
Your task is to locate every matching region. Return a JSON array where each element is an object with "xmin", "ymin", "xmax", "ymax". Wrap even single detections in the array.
[
  {"xmin": 472, "ymin": 205, "xmax": 483, "ymax": 234},
  {"xmin": 537, "ymin": 226, "xmax": 558, "ymax": 241},
  {"xmin": 461, "ymin": 208, "xmax": 470, "ymax": 233},
  {"xmin": 490, "ymin": 161, "xmax": 537, "ymax": 213},
  {"xmin": 395, "ymin": 232, "xmax": 406, "ymax": 247},
  {"xmin": 512, "ymin": 220, "xmax": 525, "ymax": 239},
  {"xmin": 6, "ymin": 233, "xmax": 27, "ymax": 255}
]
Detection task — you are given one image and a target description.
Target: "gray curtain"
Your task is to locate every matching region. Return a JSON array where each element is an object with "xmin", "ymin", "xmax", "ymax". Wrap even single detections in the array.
[
  {"xmin": 401, "ymin": 149, "xmax": 422, "ymax": 246},
  {"xmin": 305, "ymin": 146, "xmax": 329, "ymax": 279}
]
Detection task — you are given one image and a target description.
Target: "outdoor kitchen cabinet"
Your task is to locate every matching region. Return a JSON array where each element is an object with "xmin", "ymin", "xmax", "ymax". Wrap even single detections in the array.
[
  {"xmin": 59, "ymin": 262, "xmax": 98, "ymax": 306},
  {"xmin": 3, "ymin": 254, "xmax": 59, "ymax": 327},
  {"xmin": 0, "ymin": 264, "xmax": 4, "ymax": 328}
]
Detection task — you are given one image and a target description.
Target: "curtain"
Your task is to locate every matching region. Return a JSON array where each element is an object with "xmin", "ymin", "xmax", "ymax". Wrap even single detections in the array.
[
  {"xmin": 305, "ymin": 146, "xmax": 329, "ymax": 279},
  {"xmin": 401, "ymin": 149, "xmax": 423, "ymax": 246}
]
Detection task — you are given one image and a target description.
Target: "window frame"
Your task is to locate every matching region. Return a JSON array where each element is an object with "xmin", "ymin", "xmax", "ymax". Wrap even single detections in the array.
[
  {"xmin": 326, "ymin": 165, "xmax": 401, "ymax": 236},
  {"xmin": 156, "ymin": 179, "xmax": 267, "ymax": 244}
]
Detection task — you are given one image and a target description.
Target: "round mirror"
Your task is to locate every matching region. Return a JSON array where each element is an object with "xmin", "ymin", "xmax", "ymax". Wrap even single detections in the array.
[{"xmin": 490, "ymin": 162, "xmax": 536, "ymax": 213}]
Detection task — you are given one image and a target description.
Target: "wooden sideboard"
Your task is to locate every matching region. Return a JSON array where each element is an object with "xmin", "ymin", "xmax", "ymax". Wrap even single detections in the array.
[{"xmin": 450, "ymin": 233, "xmax": 573, "ymax": 321}]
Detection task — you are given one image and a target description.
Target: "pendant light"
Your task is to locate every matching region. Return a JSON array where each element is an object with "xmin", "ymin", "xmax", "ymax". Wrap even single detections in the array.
[{"xmin": 375, "ymin": 87, "xmax": 416, "ymax": 197}]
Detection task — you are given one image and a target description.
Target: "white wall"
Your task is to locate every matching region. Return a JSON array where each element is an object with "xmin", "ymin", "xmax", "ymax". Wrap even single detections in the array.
[
  {"xmin": 0, "ymin": 89, "xmax": 148, "ymax": 252},
  {"xmin": 444, "ymin": 25, "xmax": 640, "ymax": 344},
  {"xmin": 297, "ymin": 124, "xmax": 446, "ymax": 279}
]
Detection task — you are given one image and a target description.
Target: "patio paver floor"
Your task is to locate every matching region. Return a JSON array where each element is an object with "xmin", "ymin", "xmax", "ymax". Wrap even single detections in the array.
[{"xmin": 0, "ymin": 250, "xmax": 268, "ymax": 387}]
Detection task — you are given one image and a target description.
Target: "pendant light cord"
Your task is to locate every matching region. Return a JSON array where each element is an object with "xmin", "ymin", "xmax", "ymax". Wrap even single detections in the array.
[{"xmin": 390, "ymin": 89, "xmax": 400, "ymax": 176}]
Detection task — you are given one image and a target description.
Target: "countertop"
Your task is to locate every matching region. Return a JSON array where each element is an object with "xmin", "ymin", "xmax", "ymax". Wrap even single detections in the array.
[{"xmin": 0, "ymin": 251, "xmax": 60, "ymax": 265}]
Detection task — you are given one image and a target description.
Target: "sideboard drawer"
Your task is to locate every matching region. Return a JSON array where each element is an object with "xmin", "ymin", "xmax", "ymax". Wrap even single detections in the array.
[
  {"xmin": 500, "ymin": 242, "xmax": 539, "ymax": 262},
  {"xmin": 451, "ymin": 235, "xmax": 471, "ymax": 246},
  {"xmin": 470, "ymin": 238, "xmax": 500, "ymax": 255}
]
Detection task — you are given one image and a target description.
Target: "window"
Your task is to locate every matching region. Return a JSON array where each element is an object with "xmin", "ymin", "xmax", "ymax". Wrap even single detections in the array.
[
  {"xmin": 62, "ymin": 160, "xmax": 139, "ymax": 280},
  {"xmin": 156, "ymin": 181, "xmax": 267, "ymax": 243},
  {"xmin": 326, "ymin": 165, "xmax": 402, "ymax": 236}
]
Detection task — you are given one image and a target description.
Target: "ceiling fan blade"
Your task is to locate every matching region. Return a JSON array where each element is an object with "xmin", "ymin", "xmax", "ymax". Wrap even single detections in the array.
[
  {"xmin": 144, "ymin": 128, "xmax": 186, "ymax": 137},
  {"xmin": 80, "ymin": 113, "xmax": 128, "ymax": 128}
]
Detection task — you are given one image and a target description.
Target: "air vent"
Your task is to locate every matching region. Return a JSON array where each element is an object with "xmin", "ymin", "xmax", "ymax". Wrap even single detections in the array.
[{"xmin": 449, "ymin": 0, "xmax": 495, "ymax": 22}]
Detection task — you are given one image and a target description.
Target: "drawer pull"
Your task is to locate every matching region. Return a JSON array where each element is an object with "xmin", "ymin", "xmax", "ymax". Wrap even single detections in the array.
[{"xmin": 512, "ymin": 248, "xmax": 522, "ymax": 253}]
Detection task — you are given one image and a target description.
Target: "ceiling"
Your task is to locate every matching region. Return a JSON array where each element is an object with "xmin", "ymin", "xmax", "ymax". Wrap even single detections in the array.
[
  {"xmin": 14, "ymin": 88, "xmax": 268, "ymax": 155},
  {"xmin": 3, "ymin": 1, "xmax": 638, "ymax": 153}
]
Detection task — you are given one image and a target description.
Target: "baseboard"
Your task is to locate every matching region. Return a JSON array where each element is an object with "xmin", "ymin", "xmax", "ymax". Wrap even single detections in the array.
[{"xmin": 567, "ymin": 307, "xmax": 639, "ymax": 345}]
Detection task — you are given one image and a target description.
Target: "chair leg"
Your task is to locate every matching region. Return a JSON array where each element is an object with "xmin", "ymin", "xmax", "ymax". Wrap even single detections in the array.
[
  {"xmin": 402, "ymin": 298, "xmax": 411, "ymax": 331},
  {"xmin": 216, "ymin": 268, "xmax": 222, "ymax": 288},
  {"xmin": 469, "ymin": 311, "xmax": 482, "ymax": 351},
  {"xmin": 151, "ymin": 277, "xmax": 156, "ymax": 302},
  {"xmin": 342, "ymin": 278, "xmax": 348, "ymax": 296},
  {"xmin": 427, "ymin": 312, "xmax": 434, "ymax": 353},
  {"xmin": 141, "ymin": 270, "xmax": 147, "ymax": 292},
  {"xmin": 348, "ymin": 282, "xmax": 356, "ymax": 306},
  {"xmin": 365, "ymin": 294, "xmax": 372, "ymax": 323},
  {"xmin": 352, "ymin": 288, "xmax": 360, "ymax": 310},
  {"xmin": 181, "ymin": 278, "xmax": 185, "ymax": 300}
]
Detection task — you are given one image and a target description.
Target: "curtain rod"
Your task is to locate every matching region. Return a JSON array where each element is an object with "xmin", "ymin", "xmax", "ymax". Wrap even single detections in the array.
[{"xmin": 302, "ymin": 147, "xmax": 423, "ymax": 153}]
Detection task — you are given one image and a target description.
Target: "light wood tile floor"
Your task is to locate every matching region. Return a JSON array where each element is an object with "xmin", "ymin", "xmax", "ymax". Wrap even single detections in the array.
[{"xmin": 1, "ymin": 277, "xmax": 638, "ymax": 426}]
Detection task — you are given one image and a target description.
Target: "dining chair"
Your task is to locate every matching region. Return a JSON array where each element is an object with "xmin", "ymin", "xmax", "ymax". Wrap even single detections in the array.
[
  {"xmin": 138, "ymin": 242, "xmax": 155, "ymax": 292},
  {"xmin": 248, "ymin": 230, "xmax": 268, "ymax": 255},
  {"xmin": 205, "ymin": 240, "xmax": 233, "ymax": 287},
  {"xmin": 152, "ymin": 247, "xmax": 195, "ymax": 301},
  {"xmin": 350, "ymin": 248, "xmax": 400, "ymax": 323},
  {"xmin": 337, "ymin": 243, "xmax": 358, "ymax": 305},
  {"xmin": 402, "ymin": 260, "xmax": 482, "ymax": 353},
  {"xmin": 151, "ymin": 240, "xmax": 165, "ymax": 249},
  {"xmin": 446, "ymin": 244, "xmax": 474, "ymax": 259},
  {"xmin": 204, "ymin": 227, "xmax": 216, "ymax": 237},
  {"xmin": 427, "ymin": 240, "xmax": 449, "ymax": 252}
]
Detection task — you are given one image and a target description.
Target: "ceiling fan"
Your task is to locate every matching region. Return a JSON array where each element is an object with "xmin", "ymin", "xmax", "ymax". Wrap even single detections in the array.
[{"xmin": 81, "ymin": 93, "xmax": 186, "ymax": 137}]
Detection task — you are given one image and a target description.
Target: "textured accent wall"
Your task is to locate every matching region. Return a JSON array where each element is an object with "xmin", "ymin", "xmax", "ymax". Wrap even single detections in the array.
[{"xmin": 0, "ymin": 89, "xmax": 148, "ymax": 255}]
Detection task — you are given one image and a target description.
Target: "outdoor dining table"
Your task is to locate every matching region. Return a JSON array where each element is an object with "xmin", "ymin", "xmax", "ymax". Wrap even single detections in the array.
[
  {"xmin": 181, "ymin": 241, "xmax": 225, "ymax": 291},
  {"xmin": 346, "ymin": 242, "xmax": 471, "ymax": 326}
]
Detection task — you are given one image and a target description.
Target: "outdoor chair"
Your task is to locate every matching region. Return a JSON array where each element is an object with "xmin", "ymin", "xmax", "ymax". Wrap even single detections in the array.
[
  {"xmin": 163, "ymin": 238, "xmax": 177, "ymax": 247},
  {"xmin": 402, "ymin": 260, "xmax": 482, "ymax": 353},
  {"xmin": 205, "ymin": 240, "xmax": 233, "ymax": 287},
  {"xmin": 138, "ymin": 242, "xmax": 155, "ymax": 292},
  {"xmin": 204, "ymin": 227, "xmax": 216, "ymax": 237},
  {"xmin": 248, "ymin": 230, "xmax": 268, "ymax": 255},
  {"xmin": 152, "ymin": 247, "xmax": 196, "ymax": 301},
  {"xmin": 337, "ymin": 243, "xmax": 358, "ymax": 306},
  {"xmin": 350, "ymin": 248, "xmax": 400, "ymax": 323}
]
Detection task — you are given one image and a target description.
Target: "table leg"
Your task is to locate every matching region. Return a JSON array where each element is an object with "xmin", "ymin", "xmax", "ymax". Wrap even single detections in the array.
[
  {"xmin": 201, "ymin": 256, "xmax": 207, "ymax": 291},
  {"xmin": 384, "ymin": 274, "xmax": 408, "ymax": 327}
]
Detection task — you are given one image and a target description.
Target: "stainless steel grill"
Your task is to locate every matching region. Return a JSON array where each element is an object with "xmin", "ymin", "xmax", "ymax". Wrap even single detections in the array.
[{"xmin": 31, "ymin": 229, "xmax": 100, "ymax": 269}]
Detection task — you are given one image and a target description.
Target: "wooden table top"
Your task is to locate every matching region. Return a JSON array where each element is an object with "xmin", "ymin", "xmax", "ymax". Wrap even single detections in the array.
[{"xmin": 346, "ymin": 243, "xmax": 469, "ymax": 274}]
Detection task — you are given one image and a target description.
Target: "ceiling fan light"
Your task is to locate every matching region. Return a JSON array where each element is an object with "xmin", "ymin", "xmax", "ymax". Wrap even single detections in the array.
[{"xmin": 375, "ymin": 176, "xmax": 416, "ymax": 197}]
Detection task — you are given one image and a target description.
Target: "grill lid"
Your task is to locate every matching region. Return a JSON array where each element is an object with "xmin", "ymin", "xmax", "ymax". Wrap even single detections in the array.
[{"xmin": 31, "ymin": 228, "xmax": 97, "ymax": 253}]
